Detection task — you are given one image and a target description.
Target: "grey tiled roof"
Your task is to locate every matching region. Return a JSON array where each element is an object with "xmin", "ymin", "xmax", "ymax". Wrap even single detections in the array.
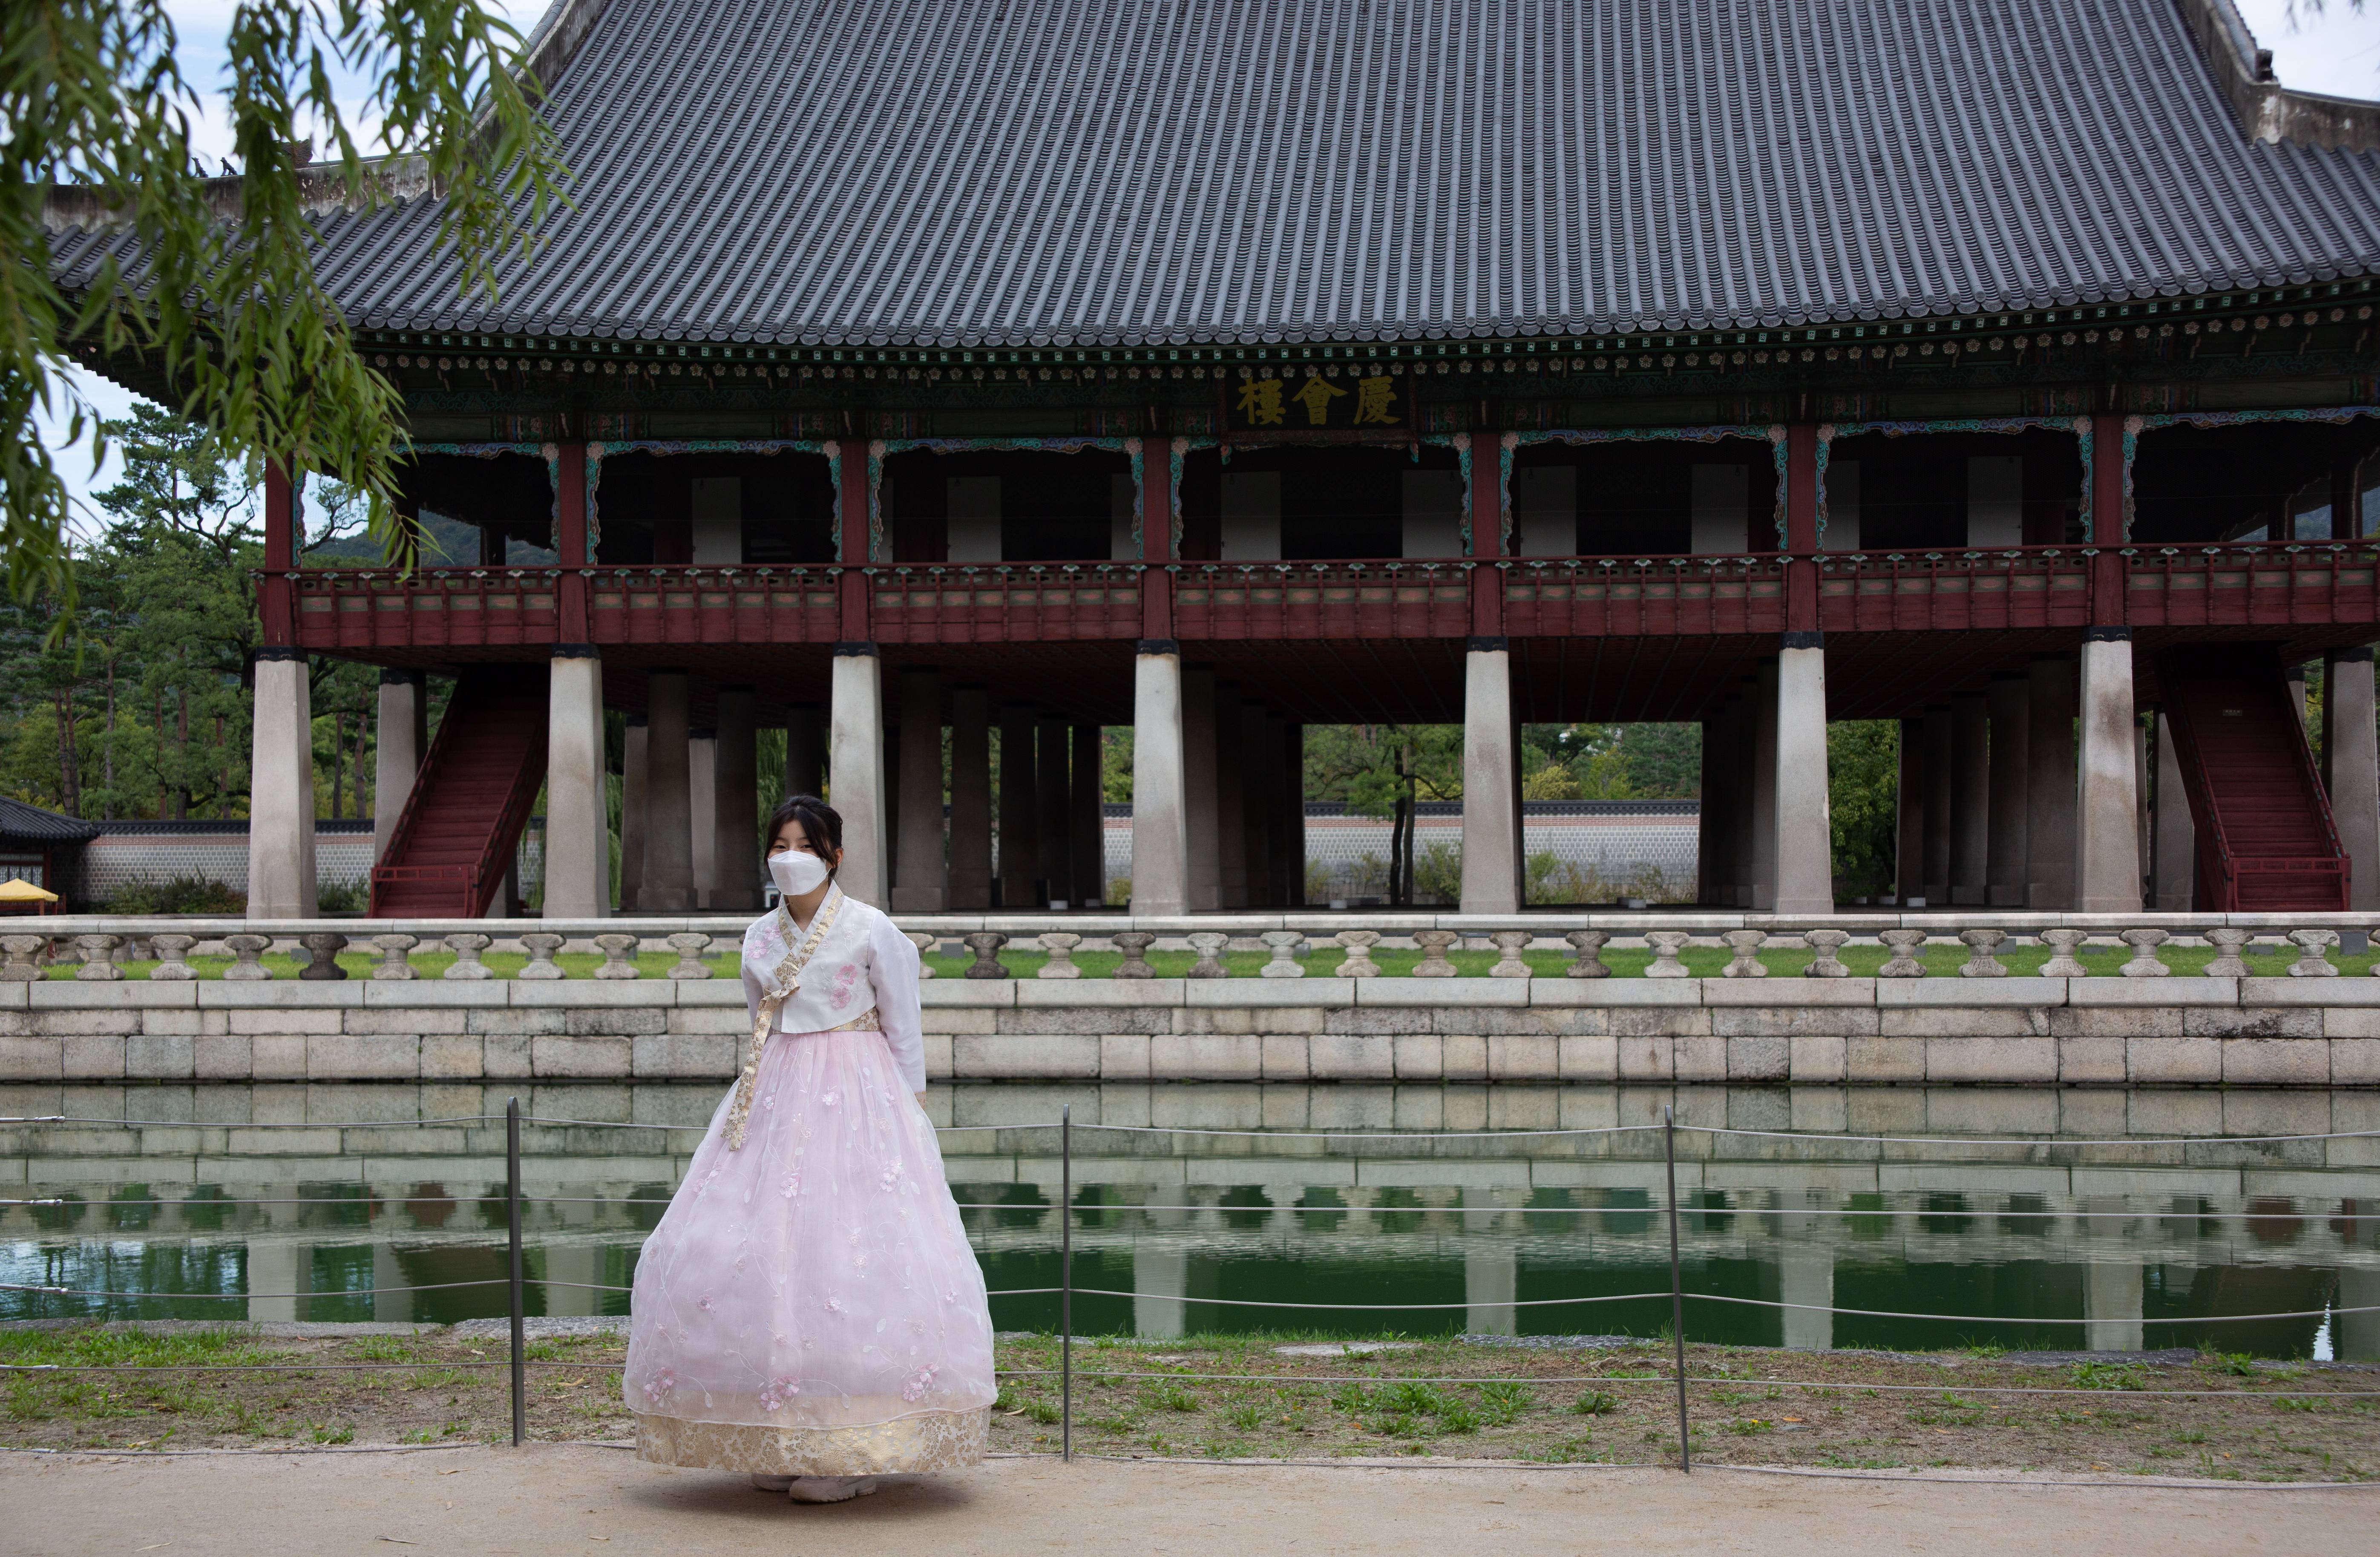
[
  {"xmin": 0, "ymin": 797, "xmax": 102, "ymax": 846},
  {"xmin": 58, "ymin": 0, "xmax": 2380, "ymax": 345}
]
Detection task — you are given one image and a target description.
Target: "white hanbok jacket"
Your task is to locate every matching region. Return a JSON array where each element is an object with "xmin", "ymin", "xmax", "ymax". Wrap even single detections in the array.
[{"xmin": 737, "ymin": 887, "xmax": 927, "ymax": 1093}]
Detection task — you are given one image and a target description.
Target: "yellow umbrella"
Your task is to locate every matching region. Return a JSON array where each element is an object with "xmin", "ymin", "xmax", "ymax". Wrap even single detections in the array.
[{"xmin": 0, "ymin": 878, "xmax": 59, "ymax": 904}]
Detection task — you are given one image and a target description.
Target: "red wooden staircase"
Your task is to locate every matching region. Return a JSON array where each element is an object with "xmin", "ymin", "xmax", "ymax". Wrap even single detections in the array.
[
  {"xmin": 369, "ymin": 666, "xmax": 548, "ymax": 917},
  {"xmin": 2156, "ymin": 646, "xmax": 2349, "ymax": 912}
]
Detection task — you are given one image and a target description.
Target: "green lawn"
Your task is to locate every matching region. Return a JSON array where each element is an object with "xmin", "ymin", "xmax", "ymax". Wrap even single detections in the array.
[{"xmin": 45, "ymin": 939, "xmax": 2372, "ymax": 981}]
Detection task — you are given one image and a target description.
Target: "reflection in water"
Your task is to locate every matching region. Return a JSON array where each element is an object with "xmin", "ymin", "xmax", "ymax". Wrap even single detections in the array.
[{"xmin": 2, "ymin": 1082, "xmax": 2374, "ymax": 1358}]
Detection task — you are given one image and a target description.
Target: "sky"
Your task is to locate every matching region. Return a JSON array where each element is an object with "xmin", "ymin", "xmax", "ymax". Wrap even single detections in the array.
[{"xmin": 39, "ymin": 0, "xmax": 2380, "ymax": 534}]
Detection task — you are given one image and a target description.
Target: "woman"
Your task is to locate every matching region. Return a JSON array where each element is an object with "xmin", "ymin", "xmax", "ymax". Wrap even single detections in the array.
[{"xmin": 624, "ymin": 795, "xmax": 995, "ymax": 1503}]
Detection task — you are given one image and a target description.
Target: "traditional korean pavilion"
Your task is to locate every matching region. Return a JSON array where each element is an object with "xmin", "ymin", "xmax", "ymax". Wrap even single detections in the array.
[{"xmin": 49, "ymin": 0, "xmax": 2380, "ymax": 920}]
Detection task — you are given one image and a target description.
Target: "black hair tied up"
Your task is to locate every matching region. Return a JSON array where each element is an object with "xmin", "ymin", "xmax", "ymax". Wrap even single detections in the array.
[{"xmin": 764, "ymin": 794, "xmax": 844, "ymax": 874}]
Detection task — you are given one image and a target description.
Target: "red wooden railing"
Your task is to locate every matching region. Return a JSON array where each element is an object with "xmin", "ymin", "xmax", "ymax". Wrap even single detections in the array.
[
  {"xmin": 1171, "ymin": 561, "xmax": 1473, "ymax": 639},
  {"xmin": 1504, "ymin": 555, "xmax": 1791, "ymax": 637},
  {"xmin": 1813, "ymin": 548, "xmax": 2095, "ymax": 633},
  {"xmin": 293, "ymin": 567, "xmax": 560, "ymax": 650},
  {"xmin": 2123, "ymin": 541, "xmax": 2380, "ymax": 630},
  {"xmin": 586, "ymin": 566, "xmax": 840, "ymax": 645},
  {"xmin": 868, "ymin": 563, "xmax": 1143, "ymax": 643},
  {"xmin": 288, "ymin": 542, "xmax": 2380, "ymax": 649}
]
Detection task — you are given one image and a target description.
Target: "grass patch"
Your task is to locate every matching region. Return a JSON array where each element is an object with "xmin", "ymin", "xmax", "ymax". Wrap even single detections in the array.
[{"xmin": 0, "ymin": 1326, "xmax": 2368, "ymax": 1479}]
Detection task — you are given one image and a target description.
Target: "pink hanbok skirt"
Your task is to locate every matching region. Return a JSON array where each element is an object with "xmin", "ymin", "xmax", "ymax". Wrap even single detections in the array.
[{"xmin": 623, "ymin": 1027, "xmax": 996, "ymax": 1475}]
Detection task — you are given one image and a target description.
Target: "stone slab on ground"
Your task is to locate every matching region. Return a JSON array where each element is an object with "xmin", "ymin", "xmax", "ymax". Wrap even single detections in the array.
[
  {"xmin": 445, "ymin": 1315, "xmax": 629, "ymax": 1340},
  {"xmin": 0, "ymin": 1446, "xmax": 2368, "ymax": 1557}
]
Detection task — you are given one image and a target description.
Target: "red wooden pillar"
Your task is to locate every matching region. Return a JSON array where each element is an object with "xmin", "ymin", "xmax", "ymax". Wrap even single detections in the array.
[
  {"xmin": 836, "ymin": 438, "xmax": 874, "ymax": 645},
  {"xmin": 1784, "ymin": 423, "xmax": 1821, "ymax": 635},
  {"xmin": 2090, "ymin": 412, "xmax": 2129, "ymax": 627},
  {"xmin": 1139, "ymin": 435, "xmax": 1176, "ymax": 645},
  {"xmin": 1468, "ymin": 432, "xmax": 1506, "ymax": 639},
  {"xmin": 554, "ymin": 441, "xmax": 590, "ymax": 643},
  {"xmin": 262, "ymin": 460, "xmax": 297, "ymax": 646}
]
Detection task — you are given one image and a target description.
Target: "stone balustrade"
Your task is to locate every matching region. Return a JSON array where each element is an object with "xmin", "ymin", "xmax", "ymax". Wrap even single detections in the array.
[
  {"xmin": 0, "ymin": 915, "xmax": 2376, "ymax": 1090},
  {"xmin": 0, "ymin": 960, "xmax": 2374, "ymax": 1091},
  {"xmin": 7, "ymin": 913, "xmax": 2380, "ymax": 984}
]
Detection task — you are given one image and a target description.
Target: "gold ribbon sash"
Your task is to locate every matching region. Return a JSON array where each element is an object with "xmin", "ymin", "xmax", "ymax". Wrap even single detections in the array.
[{"xmin": 725, "ymin": 885, "xmax": 844, "ymax": 1149}]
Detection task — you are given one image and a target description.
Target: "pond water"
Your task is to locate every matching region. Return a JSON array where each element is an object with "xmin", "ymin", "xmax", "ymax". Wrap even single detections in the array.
[{"xmin": 3, "ymin": 1082, "xmax": 2374, "ymax": 1359}]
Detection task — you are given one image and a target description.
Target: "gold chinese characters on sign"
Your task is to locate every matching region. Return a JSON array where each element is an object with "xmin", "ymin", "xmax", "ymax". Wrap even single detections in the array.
[{"xmin": 1234, "ymin": 373, "xmax": 1399, "ymax": 429}]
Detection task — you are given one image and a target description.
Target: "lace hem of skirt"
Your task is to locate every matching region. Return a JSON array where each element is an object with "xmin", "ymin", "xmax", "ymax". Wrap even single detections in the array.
[{"xmin": 632, "ymin": 1406, "xmax": 988, "ymax": 1476}]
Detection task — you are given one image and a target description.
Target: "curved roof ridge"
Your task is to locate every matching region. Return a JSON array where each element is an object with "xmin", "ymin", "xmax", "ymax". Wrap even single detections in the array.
[
  {"xmin": 515, "ymin": 0, "xmax": 619, "ymax": 103},
  {"xmin": 2178, "ymin": 0, "xmax": 2380, "ymax": 149}
]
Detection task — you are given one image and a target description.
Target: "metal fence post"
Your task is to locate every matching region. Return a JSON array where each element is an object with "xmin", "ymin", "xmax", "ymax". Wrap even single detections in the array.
[
  {"xmin": 1060, "ymin": 1103, "xmax": 1073, "ymax": 1462},
  {"xmin": 1664, "ymin": 1102, "xmax": 1689, "ymax": 1473},
  {"xmin": 507, "ymin": 1094, "xmax": 525, "ymax": 1448}
]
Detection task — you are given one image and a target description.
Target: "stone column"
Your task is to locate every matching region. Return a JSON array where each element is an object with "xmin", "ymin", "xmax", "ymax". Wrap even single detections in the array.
[
  {"xmin": 1986, "ymin": 673, "xmax": 2029, "ymax": 907},
  {"xmin": 1183, "ymin": 665, "xmax": 1220, "ymax": 910},
  {"xmin": 947, "ymin": 688, "xmax": 993, "ymax": 910},
  {"xmin": 1070, "ymin": 723, "xmax": 1105, "ymax": 907},
  {"xmin": 1464, "ymin": 1244, "xmax": 1519, "ymax": 1337},
  {"xmin": 997, "ymin": 705, "xmax": 1039, "ymax": 907},
  {"xmin": 1036, "ymin": 717, "xmax": 1073, "ymax": 907},
  {"xmin": 2084, "ymin": 1255, "xmax": 2144, "ymax": 1352},
  {"xmin": 244, "ymin": 1235, "xmax": 300, "ymax": 1324},
  {"xmin": 785, "ymin": 704, "xmax": 828, "ymax": 800},
  {"xmin": 881, "ymin": 684, "xmax": 899, "ymax": 889},
  {"xmin": 1698, "ymin": 716, "xmax": 1726, "ymax": 905},
  {"xmin": 619, "ymin": 714, "xmax": 647, "ymax": 912},
  {"xmin": 1214, "ymin": 685, "xmax": 1246, "ymax": 907},
  {"xmin": 2152, "ymin": 711, "xmax": 2195, "ymax": 911},
  {"xmin": 540, "ymin": 1246, "xmax": 601, "ymax": 1319},
  {"xmin": 374, "ymin": 1245, "xmax": 410, "ymax": 1324},
  {"xmin": 1133, "ymin": 1246, "xmax": 1189, "ymax": 1340},
  {"xmin": 1922, "ymin": 706, "xmax": 1954, "ymax": 903},
  {"xmin": 642, "ymin": 671, "xmax": 694, "ymax": 912},
  {"xmin": 712, "ymin": 686, "xmax": 760, "ymax": 912},
  {"xmin": 891, "ymin": 670, "xmax": 947, "ymax": 913},
  {"xmin": 1752, "ymin": 661, "xmax": 1780, "ymax": 910},
  {"xmin": 1509, "ymin": 699, "xmax": 1526, "ymax": 908},
  {"xmin": 1131, "ymin": 648, "xmax": 1190, "ymax": 914},
  {"xmin": 543, "ymin": 647, "xmax": 611, "ymax": 918},
  {"xmin": 688, "ymin": 728, "xmax": 718, "ymax": 910},
  {"xmin": 2075, "ymin": 634, "xmax": 2143, "ymax": 912},
  {"xmin": 2325, "ymin": 648, "xmax": 2380, "ymax": 910},
  {"xmin": 2340, "ymin": 1268, "xmax": 2380, "ymax": 1362},
  {"xmin": 246, "ymin": 650, "xmax": 317, "ymax": 919},
  {"xmin": 829, "ymin": 650, "xmax": 889, "ymax": 905},
  {"xmin": 1276, "ymin": 719, "xmax": 1306, "ymax": 906},
  {"xmin": 1240, "ymin": 702, "xmax": 1274, "ymax": 906},
  {"xmin": 372, "ymin": 669, "xmax": 425, "ymax": 863},
  {"xmin": 2287, "ymin": 662, "xmax": 2309, "ymax": 724},
  {"xmin": 1895, "ymin": 717, "xmax": 1927, "ymax": 904},
  {"xmin": 1729, "ymin": 696, "xmax": 1757, "ymax": 906},
  {"xmin": 1773, "ymin": 641, "xmax": 1834, "ymax": 915},
  {"xmin": 1949, "ymin": 692, "xmax": 1989, "ymax": 905},
  {"xmin": 2026, "ymin": 655, "xmax": 2078, "ymax": 909},
  {"xmin": 1459, "ymin": 642, "xmax": 1520, "ymax": 913},
  {"xmin": 1780, "ymin": 1243, "xmax": 1835, "ymax": 1352}
]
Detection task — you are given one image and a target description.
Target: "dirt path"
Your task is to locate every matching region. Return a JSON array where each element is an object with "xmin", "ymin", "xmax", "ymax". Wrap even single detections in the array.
[{"xmin": 3, "ymin": 1445, "xmax": 2371, "ymax": 1556}]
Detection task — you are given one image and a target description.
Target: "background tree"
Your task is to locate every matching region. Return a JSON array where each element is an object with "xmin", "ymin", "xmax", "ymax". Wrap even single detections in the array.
[
  {"xmin": 6, "ymin": 0, "xmax": 561, "ymax": 610},
  {"xmin": 1827, "ymin": 721, "xmax": 1900, "ymax": 900},
  {"xmin": 95, "ymin": 404, "xmax": 259, "ymax": 817}
]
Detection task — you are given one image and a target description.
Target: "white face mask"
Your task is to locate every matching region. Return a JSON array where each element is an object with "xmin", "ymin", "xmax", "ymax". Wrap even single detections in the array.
[{"xmin": 768, "ymin": 850, "xmax": 831, "ymax": 899}]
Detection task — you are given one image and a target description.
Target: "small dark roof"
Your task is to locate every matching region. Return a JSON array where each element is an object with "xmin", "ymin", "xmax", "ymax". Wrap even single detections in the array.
[
  {"xmin": 0, "ymin": 798, "xmax": 102, "ymax": 846},
  {"xmin": 81, "ymin": 819, "xmax": 378, "ymax": 836},
  {"xmin": 51, "ymin": 0, "xmax": 2380, "ymax": 346}
]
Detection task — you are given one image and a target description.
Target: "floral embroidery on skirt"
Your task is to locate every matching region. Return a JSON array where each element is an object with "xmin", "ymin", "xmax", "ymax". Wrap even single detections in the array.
[{"xmin": 623, "ymin": 1027, "xmax": 996, "ymax": 1474}]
